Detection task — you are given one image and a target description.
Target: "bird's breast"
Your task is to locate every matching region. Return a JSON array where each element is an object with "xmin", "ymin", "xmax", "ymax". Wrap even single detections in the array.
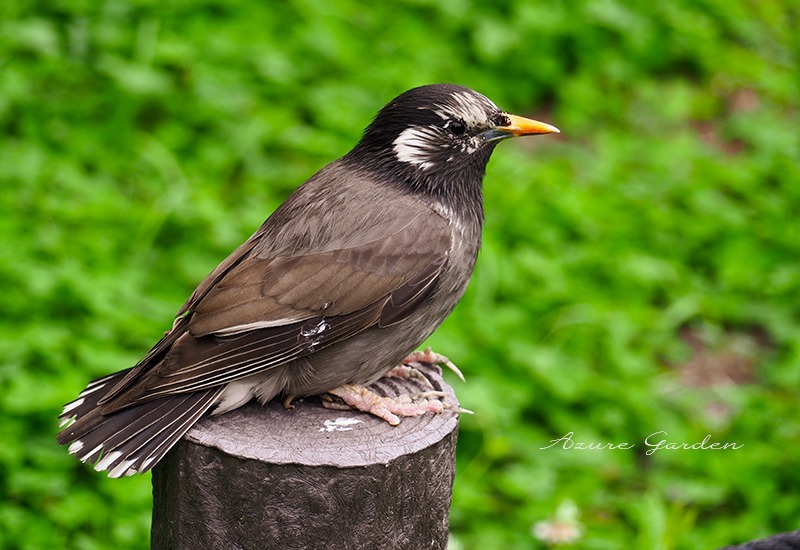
[{"xmin": 432, "ymin": 200, "xmax": 482, "ymax": 292}]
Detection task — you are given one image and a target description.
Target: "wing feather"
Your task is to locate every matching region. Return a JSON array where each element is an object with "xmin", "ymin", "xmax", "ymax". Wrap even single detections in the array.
[
  {"xmin": 105, "ymin": 301, "xmax": 388, "ymax": 409},
  {"xmin": 188, "ymin": 215, "xmax": 446, "ymax": 337},
  {"xmin": 99, "ymin": 168, "xmax": 453, "ymax": 411}
]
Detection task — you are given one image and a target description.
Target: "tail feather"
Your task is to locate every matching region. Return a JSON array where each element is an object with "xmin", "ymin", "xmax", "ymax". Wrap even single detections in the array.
[
  {"xmin": 115, "ymin": 392, "xmax": 219, "ymax": 474},
  {"xmin": 58, "ymin": 371, "xmax": 221, "ymax": 478},
  {"xmin": 58, "ymin": 370, "xmax": 131, "ymax": 434}
]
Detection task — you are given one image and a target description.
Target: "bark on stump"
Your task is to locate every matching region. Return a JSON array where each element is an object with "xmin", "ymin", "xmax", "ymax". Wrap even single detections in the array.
[{"xmin": 151, "ymin": 363, "xmax": 460, "ymax": 550}]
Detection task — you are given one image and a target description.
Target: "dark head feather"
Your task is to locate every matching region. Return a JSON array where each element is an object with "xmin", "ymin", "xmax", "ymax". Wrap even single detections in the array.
[{"xmin": 346, "ymin": 84, "xmax": 507, "ymax": 223}]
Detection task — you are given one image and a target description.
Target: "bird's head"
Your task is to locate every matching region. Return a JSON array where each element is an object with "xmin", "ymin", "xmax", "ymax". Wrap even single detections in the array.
[{"xmin": 348, "ymin": 84, "xmax": 559, "ymax": 207}]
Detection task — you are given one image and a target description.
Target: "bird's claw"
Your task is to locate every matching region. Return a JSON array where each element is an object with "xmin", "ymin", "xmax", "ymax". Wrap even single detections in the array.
[{"xmin": 402, "ymin": 347, "xmax": 465, "ymax": 382}]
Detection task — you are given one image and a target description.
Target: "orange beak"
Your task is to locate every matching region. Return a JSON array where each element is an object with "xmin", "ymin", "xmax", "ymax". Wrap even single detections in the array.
[
  {"xmin": 495, "ymin": 113, "xmax": 561, "ymax": 137},
  {"xmin": 482, "ymin": 113, "xmax": 560, "ymax": 142}
]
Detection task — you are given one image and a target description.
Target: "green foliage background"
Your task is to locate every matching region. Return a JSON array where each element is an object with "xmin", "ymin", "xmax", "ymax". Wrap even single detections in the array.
[{"xmin": 1, "ymin": 1, "xmax": 798, "ymax": 548}]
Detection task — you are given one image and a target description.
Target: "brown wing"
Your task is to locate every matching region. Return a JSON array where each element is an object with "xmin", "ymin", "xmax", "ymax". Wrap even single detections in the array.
[
  {"xmin": 188, "ymin": 214, "xmax": 443, "ymax": 336},
  {"xmin": 101, "ymin": 204, "xmax": 451, "ymax": 410}
]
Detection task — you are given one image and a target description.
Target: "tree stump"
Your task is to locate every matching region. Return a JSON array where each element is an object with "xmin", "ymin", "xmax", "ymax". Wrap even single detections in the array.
[
  {"xmin": 718, "ymin": 530, "xmax": 800, "ymax": 549},
  {"xmin": 151, "ymin": 363, "xmax": 460, "ymax": 550}
]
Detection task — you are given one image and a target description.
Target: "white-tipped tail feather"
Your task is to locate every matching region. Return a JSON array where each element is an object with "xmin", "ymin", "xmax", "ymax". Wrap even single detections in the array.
[
  {"xmin": 109, "ymin": 459, "xmax": 138, "ymax": 479},
  {"xmin": 78, "ymin": 383, "xmax": 108, "ymax": 398},
  {"xmin": 94, "ymin": 451, "xmax": 122, "ymax": 472},
  {"xmin": 61, "ymin": 398, "xmax": 85, "ymax": 415},
  {"xmin": 57, "ymin": 369, "xmax": 222, "ymax": 478},
  {"xmin": 81, "ymin": 444, "xmax": 105, "ymax": 463}
]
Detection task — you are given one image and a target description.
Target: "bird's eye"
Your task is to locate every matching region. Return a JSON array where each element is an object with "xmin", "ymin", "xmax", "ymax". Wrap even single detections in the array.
[{"xmin": 446, "ymin": 119, "xmax": 467, "ymax": 136}]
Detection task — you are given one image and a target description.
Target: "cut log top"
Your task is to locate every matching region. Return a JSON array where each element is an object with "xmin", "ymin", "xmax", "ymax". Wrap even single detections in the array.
[{"xmin": 184, "ymin": 363, "xmax": 460, "ymax": 467}]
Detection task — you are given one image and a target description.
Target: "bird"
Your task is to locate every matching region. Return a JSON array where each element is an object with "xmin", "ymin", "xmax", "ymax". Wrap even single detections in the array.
[{"xmin": 57, "ymin": 83, "xmax": 560, "ymax": 477}]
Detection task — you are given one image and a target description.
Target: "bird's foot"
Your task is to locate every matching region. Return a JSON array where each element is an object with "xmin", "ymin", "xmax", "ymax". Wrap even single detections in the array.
[
  {"xmin": 401, "ymin": 346, "xmax": 465, "ymax": 382},
  {"xmin": 282, "ymin": 395, "xmax": 296, "ymax": 410},
  {"xmin": 322, "ymin": 385, "xmax": 455, "ymax": 426},
  {"xmin": 384, "ymin": 364, "xmax": 435, "ymax": 389},
  {"xmin": 320, "ymin": 347, "xmax": 471, "ymax": 425}
]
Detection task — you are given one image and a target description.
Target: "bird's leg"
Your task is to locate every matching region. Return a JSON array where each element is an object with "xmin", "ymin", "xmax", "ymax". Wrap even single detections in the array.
[
  {"xmin": 322, "ymin": 385, "xmax": 450, "ymax": 426},
  {"xmin": 282, "ymin": 395, "xmax": 296, "ymax": 410}
]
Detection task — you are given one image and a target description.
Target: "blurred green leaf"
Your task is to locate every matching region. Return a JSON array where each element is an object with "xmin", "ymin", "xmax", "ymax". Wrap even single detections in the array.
[{"xmin": 1, "ymin": 1, "xmax": 799, "ymax": 549}]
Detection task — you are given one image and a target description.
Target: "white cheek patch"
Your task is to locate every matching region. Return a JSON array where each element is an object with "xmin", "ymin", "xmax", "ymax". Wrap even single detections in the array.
[
  {"xmin": 394, "ymin": 89, "xmax": 499, "ymax": 170},
  {"xmin": 393, "ymin": 126, "xmax": 441, "ymax": 170}
]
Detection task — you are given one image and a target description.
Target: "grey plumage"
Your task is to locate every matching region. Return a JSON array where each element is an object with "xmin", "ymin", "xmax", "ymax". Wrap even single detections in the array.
[{"xmin": 58, "ymin": 84, "xmax": 559, "ymax": 477}]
